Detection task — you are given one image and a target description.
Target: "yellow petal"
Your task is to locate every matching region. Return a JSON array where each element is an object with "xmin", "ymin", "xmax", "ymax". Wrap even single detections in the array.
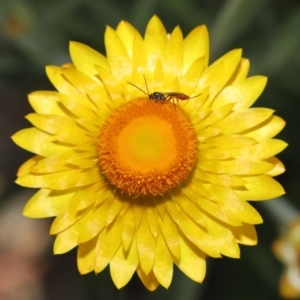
[
  {"xmin": 28, "ymin": 91, "xmax": 67, "ymax": 116},
  {"xmin": 164, "ymin": 26, "xmax": 183, "ymax": 80},
  {"xmin": 57, "ymin": 93, "xmax": 98, "ymax": 125},
  {"xmin": 77, "ymin": 236, "xmax": 97, "ymax": 274},
  {"xmin": 70, "ymin": 182, "xmax": 105, "ymax": 211},
  {"xmin": 95, "ymin": 65, "xmax": 127, "ymax": 104},
  {"xmin": 193, "ymin": 182, "xmax": 263, "ymax": 224},
  {"xmin": 23, "ymin": 188, "xmax": 72, "ymax": 218},
  {"xmin": 153, "ymin": 231, "xmax": 173, "ymax": 289},
  {"xmin": 121, "ymin": 205, "xmax": 135, "ymax": 252},
  {"xmin": 198, "ymin": 49, "xmax": 242, "ymax": 99},
  {"xmin": 69, "ymin": 41, "xmax": 109, "ymax": 77},
  {"xmin": 204, "ymin": 134, "xmax": 256, "ymax": 150},
  {"xmin": 266, "ymin": 157, "xmax": 286, "ymax": 176},
  {"xmin": 232, "ymin": 75, "xmax": 267, "ymax": 109},
  {"xmin": 12, "ymin": 128, "xmax": 70, "ymax": 156},
  {"xmin": 228, "ymin": 223, "xmax": 258, "ymax": 245},
  {"xmin": 215, "ymin": 108, "xmax": 274, "ymax": 134},
  {"xmin": 182, "ymin": 186, "xmax": 241, "ymax": 226},
  {"xmin": 227, "ymin": 57, "xmax": 250, "ymax": 85},
  {"xmin": 61, "ymin": 67, "xmax": 112, "ymax": 113},
  {"xmin": 17, "ymin": 156, "xmax": 42, "ymax": 176},
  {"xmin": 148, "ymin": 60, "xmax": 165, "ymax": 92},
  {"xmin": 130, "ymin": 33, "xmax": 147, "ymax": 87},
  {"xmin": 78, "ymin": 193, "xmax": 114, "ymax": 243},
  {"xmin": 164, "ymin": 196, "xmax": 180, "ymax": 224},
  {"xmin": 116, "ymin": 20, "xmax": 138, "ymax": 58},
  {"xmin": 31, "ymin": 150, "xmax": 97, "ymax": 173},
  {"xmin": 53, "ymin": 209, "xmax": 93, "ymax": 254},
  {"xmin": 46, "ymin": 65, "xmax": 82, "ymax": 96},
  {"xmin": 213, "ymin": 76, "xmax": 267, "ymax": 110},
  {"xmin": 183, "ymin": 25, "xmax": 209, "ymax": 71},
  {"xmin": 244, "ymin": 115, "xmax": 286, "ymax": 139},
  {"xmin": 105, "ymin": 26, "xmax": 132, "ymax": 82},
  {"xmin": 174, "ymin": 195, "xmax": 206, "ymax": 228},
  {"xmin": 196, "ymin": 126, "xmax": 220, "ymax": 140},
  {"xmin": 232, "ymin": 200, "xmax": 263, "ymax": 225},
  {"xmin": 110, "ymin": 237, "xmax": 139, "ymax": 289},
  {"xmin": 133, "ymin": 203, "xmax": 143, "ymax": 230},
  {"xmin": 180, "ymin": 57, "xmax": 205, "ymax": 96},
  {"xmin": 106, "ymin": 198, "xmax": 127, "ymax": 226},
  {"xmin": 50, "ymin": 204, "xmax": 90, "ymax": 235},
  {"xmin": 204, "ymin": 216, "xmax": 240, "ymax": 258},
  {"xmin": 136, "ymin": 211, "xmax": 156, "ymax": 275},
  {"xmin": 227, "ymin": 139, "xmax": 288, "ymax": 160},
  {"xmin": 94, "ymin": 214, "xmax": 123, "ymax": 273},
  {"xmin": 144, "ymin": 15, "xmax": 167, "ymax": 73},
  {"xmin": 198, "ymin": 147, "xmax": 230, "ymax": 160},
  {"xmin": 198, "ymin": 159, "xmax": 274, "ymax": 175},
  {"xmin": 25, "ymin": 113, "xmax": 90, "ymax": 144},
  {"xmin": 176, "ymin": 234, "xmax": 206, "ymax": 283},
  {"xmin": 178, "ymin": 209, "xmax": 221, "ymax": 258},
  {"xmin": 194, "ymin": 103, "xmax": 234, "ymax": 131},
  {"xmin": 236, "ymin": 175, "xmax": 285, "ymax": 200},
  {"xmin": 30, "ymin": 156, "xmax": 72, "ymax": 174},
  {"xmin": 136, "ymin": 266, "xmax": 159, "ymax": 291},
  {"xmin": 76, "ymin": 118, "xmax": 99, "ymax": 136},
  {"xmin": 145, "ymin": 203, "xmax": 159, "ymax": 238},
  {"xmin": 16, "ymin": 168, "xmax": 101, "ymax": 190},
  {"xmin": 194, "ymin": 170, "xmax": 246, "ymax": 187},
  {"xmin": 158, "ymin": 212, "xmax": 180, "ymax": 260},
  {"xmin": 211, "ymin": 203, "xmax": 242, "ymax": 226}
]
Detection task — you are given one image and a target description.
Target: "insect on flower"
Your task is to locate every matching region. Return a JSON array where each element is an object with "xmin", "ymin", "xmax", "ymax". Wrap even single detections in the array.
[{"xmin": 128, "ymin": 76, "xmax": 201, "ymax": 105}]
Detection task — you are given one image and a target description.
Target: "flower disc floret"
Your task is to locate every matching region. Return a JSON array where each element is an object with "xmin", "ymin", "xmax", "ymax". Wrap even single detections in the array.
[{"xmin": 98, "ymin": 98, "xmax": 197, "ymax": 196}]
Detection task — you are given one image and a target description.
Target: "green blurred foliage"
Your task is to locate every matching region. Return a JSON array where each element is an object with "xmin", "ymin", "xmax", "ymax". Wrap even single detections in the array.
[{"xmin": 1, "ymin": 0, "xmax": 300, "ymax": 299}]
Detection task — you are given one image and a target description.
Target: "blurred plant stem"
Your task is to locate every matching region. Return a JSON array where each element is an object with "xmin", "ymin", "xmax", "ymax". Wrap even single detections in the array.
[
  {"xmin": 210, "ymin": 0, "xmax": 271, "ymax": 58},
  {"xmin": 253, "ymin": 6, "xmax": 300, "ymax": 75},
  {"xmin": 118, "ymin": 288, "xmax": 127, "ymax": 300}
]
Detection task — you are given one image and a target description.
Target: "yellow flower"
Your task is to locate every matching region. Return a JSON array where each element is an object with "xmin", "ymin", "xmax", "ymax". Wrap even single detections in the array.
[
  {"xmin": 273, "ymin": 217, "xmax": 300, "ymax": 299},
  {"xmin": 12, "ymin": 16, "xmax": 287, "ymax": 290}
]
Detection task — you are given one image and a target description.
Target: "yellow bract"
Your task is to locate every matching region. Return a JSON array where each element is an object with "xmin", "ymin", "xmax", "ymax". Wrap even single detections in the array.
[{"xmin": 12, "ymin": 15, "xmax": 287, "ymax": 290}]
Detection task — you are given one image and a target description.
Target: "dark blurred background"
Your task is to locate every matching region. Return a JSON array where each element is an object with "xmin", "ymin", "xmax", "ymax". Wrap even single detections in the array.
[{"xmin": 1, "ymin": 0, "xmax": 300, "ymax": 299}]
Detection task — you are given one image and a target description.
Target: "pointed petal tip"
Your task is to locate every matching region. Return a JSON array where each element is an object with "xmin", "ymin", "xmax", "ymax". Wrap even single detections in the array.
[
  {"xmin": 150, "ymin": 14, "xmax": 161, "ymax": 22},
  {"xmin": 116, "ymin": 20, "xmax": 133, "ymax": 29},
  {"xmin": 146, "ymin": 15, "xmax": 166, "ymax": 34},
  {"xmin": 22, "ymin": 204, "xmax": 34, "ymax": 218},
  {"xmin": 69, "ymin": 41, "xmax": 85, "ymax": 50},
  {"xmin": 105, "ymin": 25, "xmax": 114, "ymax": 33}
]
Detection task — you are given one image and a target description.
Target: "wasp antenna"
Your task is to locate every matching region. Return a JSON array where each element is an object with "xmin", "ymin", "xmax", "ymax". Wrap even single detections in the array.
[
  {"xmin": 143, "ymin": 74, "xmax": 150, "ymax": 95},
  {"xmin": 127, "ymin": 81, "xmax": 149, "ymax": 96},
  {"xmin": 189, "ymin": 93, "xmax": 202, "ymax": 99}
]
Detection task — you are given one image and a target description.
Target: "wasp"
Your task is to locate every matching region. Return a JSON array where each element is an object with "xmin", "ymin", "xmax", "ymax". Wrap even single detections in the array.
[{"xmin": 127, "ymin": 76, "xmax": 201, "ymax": 105}]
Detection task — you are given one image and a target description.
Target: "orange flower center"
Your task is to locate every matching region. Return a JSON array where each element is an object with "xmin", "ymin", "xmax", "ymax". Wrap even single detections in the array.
[{"xmin": 98, "ymin": 98, "xmax": 197, "ymax": 197}]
